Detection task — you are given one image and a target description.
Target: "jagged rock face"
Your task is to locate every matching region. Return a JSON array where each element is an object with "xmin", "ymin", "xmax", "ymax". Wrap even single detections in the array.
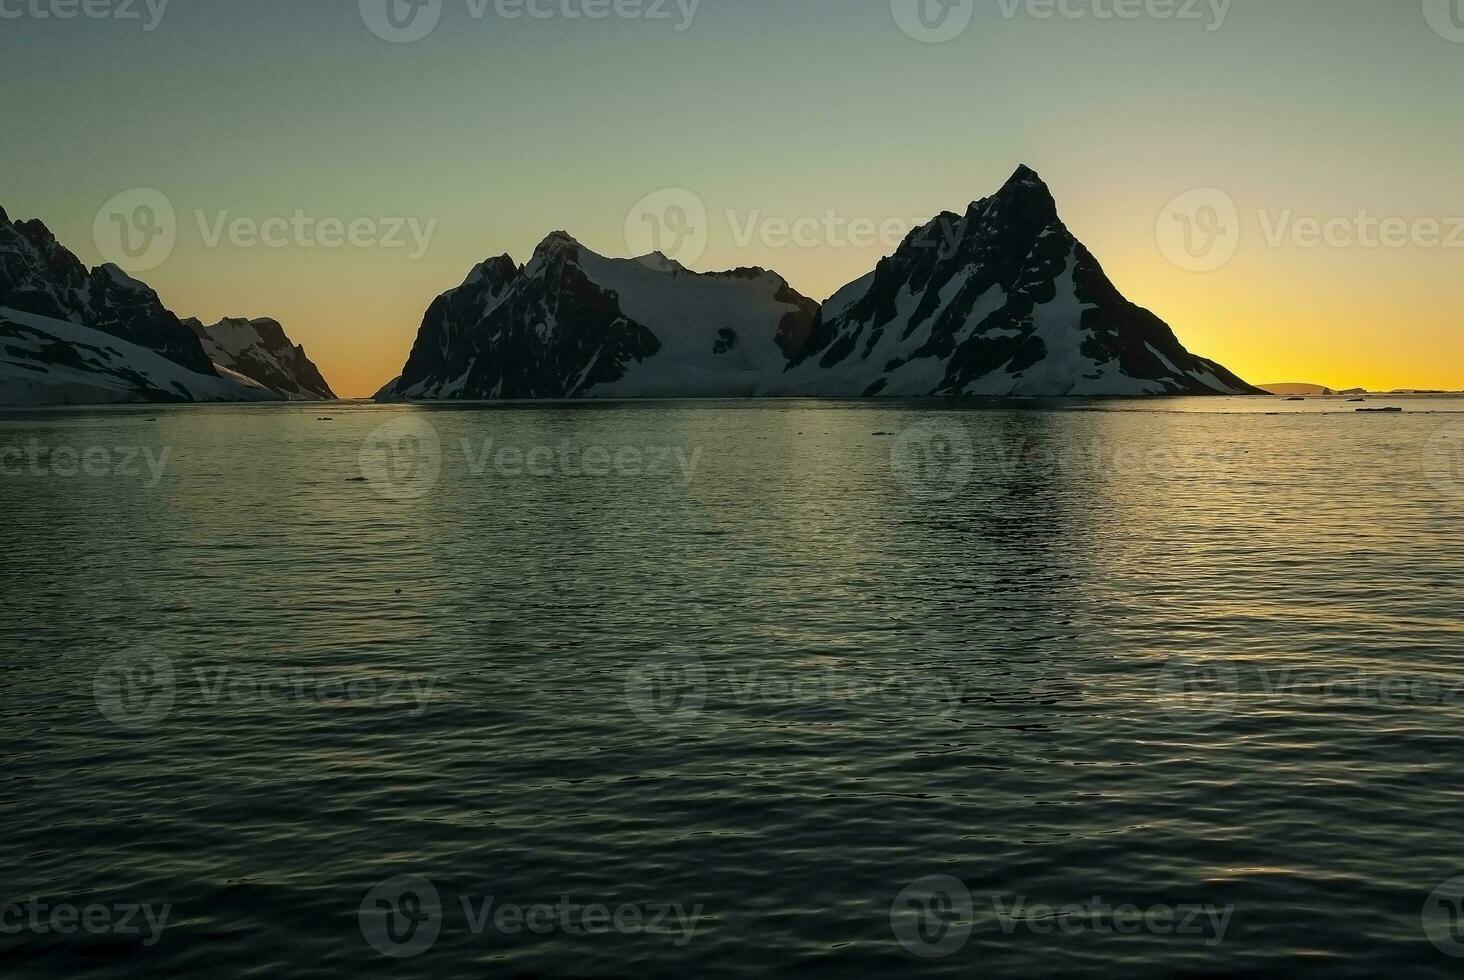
[
  {"xmin": 183, "ymin": 316, "xmax": 336, "ymax": 400},
  {"xmin": 383, "ymin": 168, "xmax": 1254, "ymax": 401},
  {"xmin": 773, "ymin": 280, "xmax": 821, "ymax": 358},
  {"xmin": 0, "ymin": 210, "xmax": 216, "ymax": 375},
  {"xmin": 391, "ymin": 234, "xmax": 818, "ymax": 400},
  {"xmin": 394, "ymin": 241, "xmax": 663, "ymax": 399},
  {"xmin": 783, "ymin": 166, "xmax": 1256, "ymax": 397},
  {"xmin": 393, "ymin": 255, "xmax": 517, "ymax": 399}
]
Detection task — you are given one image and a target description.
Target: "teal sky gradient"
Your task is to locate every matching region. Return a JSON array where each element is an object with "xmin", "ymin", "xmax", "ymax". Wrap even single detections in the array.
[{"xmin": 3, "ymin": 0, "xmax": 1461, "ymax": 394}]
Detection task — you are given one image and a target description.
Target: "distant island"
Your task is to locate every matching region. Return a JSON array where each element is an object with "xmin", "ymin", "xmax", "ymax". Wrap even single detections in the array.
[{"xmin": 1260, "ymin": 383, "xmax": 1463, "ymax": 397}]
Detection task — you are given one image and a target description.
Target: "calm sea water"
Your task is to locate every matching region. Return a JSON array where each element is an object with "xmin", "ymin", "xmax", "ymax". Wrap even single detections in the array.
[{"xmin": 4, "ymin": 397, "xmax": 1464, "ymax": 978}]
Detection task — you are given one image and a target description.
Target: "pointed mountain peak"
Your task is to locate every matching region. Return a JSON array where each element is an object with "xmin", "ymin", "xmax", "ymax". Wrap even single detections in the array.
[
  {"xmin": 994, "ymin": 164, "xmax": 1053, "ymax": 202},
  {"xmin": 0, "ymin": 204, "xmax": 9, "ymax": 225},
  {"xmin": 1004, "ymin": 163, "xmax": 1045, "ymax": 187},
  {"xmin": 463, "ymin": 254, "xmax": 519, "ymax": 288},
  {"xmin": 972, "ymin": 163, "xmax": 1059, "ymax": 228},
  {"xmin": 633, "ymin": 250, "xmax": 687, "ymax": 274},
  {"xmin": 534, "ymin": 230, "xmax": 582, "ymax": 258}
]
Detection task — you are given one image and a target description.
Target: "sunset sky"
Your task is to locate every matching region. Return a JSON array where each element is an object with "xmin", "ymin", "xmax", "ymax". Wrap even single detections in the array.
[{"xmin": 3, "ymin": 0, "xmax": 1461, "ymax": 396}]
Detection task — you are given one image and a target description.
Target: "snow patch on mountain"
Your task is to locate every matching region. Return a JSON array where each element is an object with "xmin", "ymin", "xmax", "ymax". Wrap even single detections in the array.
[
  {"xmin": 577, "ymin": 251, "xmax": 815, "ymax": 398},
  {"xmin": 0, "ymin": 307, "xmax": 280, "ymax": 405},
  {"xmin": 382, "ymin": 235, "xmax": 818, "ymax": 401}
]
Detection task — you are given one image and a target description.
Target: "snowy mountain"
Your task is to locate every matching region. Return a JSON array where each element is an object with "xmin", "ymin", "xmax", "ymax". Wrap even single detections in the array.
[
  {"xmin": 776, "ymin": 166, "xmax": 1256, "ymax": 397},
  {"xmin": 381, "ymin": 234, "xmax": 818, "ymax": 399},
  {"xmin": 0, "ymin": 205, "xmax": 215, "ymax": 376},
  {"xmin": 0, "ymin": 306, "xmax": 279, "ymax": 405},
  {"xmin": 380, "ymin": 167, "xmax": 1255, "ymax": 401},
  {"xmin": 0, "ymin": 204, "xmax": 317, "ymax": 405},
  {"xmin": 182, "ymin": 316, "xmax": 336, "ymax": 400}
]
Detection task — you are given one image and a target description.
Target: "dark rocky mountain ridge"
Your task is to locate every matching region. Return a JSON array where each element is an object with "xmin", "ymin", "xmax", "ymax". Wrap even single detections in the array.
[
  {"xmin": 0, "ymin": 205, "xmax": 334, "ymax": 404},
  {"xmin": 382, "ymin": 167, "xmax": 1257, "ymax": 401},
  {"xmin": 0, "ymin": 207, "xmax": 216, "ymax": 375}
]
